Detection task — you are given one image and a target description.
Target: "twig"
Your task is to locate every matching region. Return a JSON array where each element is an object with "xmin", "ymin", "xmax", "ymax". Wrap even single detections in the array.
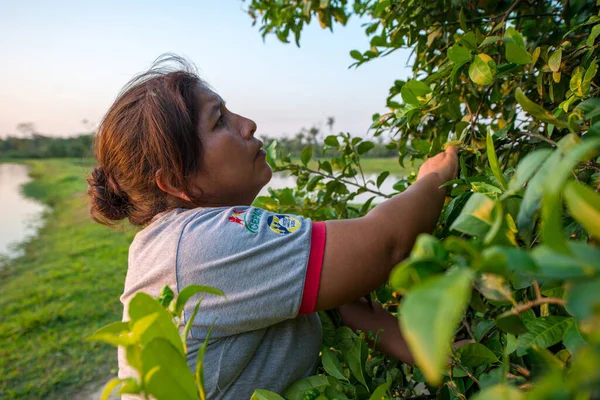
[
  {"xmin": 511, "ymin": 363, "xmax": 531, "ymax": 378},
  {"xmin": 462, "ymin": 319, "xmax": 476, "ymax": 341},
  {"xmin": 518, "ymin": 130, "xmax": 558, "ymax": 146},
  {"xmin": 533, "ymin": 281, "xmax": 542, "ymax": 301},
  {"xmin": 287, "ymin": 165, "xmax": 392, "ymax": 198},
  {"xmin": 501, "ymin": 0, "xmax": 523, "ymax": 23},
  {"xmin": 454, "ymin": 359, "xmax": 480, "ymax": 388},
  {"xmin": 509, "ymin": 297, "xmax": 565, "ymax": 315},
  {"xmin": 471, "ymin": 86, "xmax": 494, "ymax": 135}
]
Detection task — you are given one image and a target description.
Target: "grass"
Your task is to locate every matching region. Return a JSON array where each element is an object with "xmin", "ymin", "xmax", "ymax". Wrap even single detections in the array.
[{"xmin": 0, "ymin": 159, "xmax": 136, "ymax": 399}]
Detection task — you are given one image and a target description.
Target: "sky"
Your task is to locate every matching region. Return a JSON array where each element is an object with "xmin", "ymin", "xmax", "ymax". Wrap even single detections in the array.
[{"xmin": 0, "ymin": 0, "xmax": 412, "ymax": 139}]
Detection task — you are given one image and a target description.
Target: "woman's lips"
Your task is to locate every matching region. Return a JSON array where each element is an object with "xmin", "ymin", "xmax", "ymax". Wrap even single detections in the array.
[{"xmin": 255, "ymin": 149, "xmax": 266, "ymax": 159}]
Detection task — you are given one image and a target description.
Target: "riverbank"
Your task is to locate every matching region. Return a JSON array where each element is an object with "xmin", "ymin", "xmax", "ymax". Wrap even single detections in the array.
[{"xmin": 0, "ymin": 159, "xmax": 135, "ymax": 399}]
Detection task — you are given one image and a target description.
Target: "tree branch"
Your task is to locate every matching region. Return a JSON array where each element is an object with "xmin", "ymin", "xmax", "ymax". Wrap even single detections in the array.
[
  {"xmin": 509, "ymin": 297, "xmax": 565, "ymax": 315},
  {"xmin": 280, "ymin": 164, "xmax": 393, "ymax": 199}
]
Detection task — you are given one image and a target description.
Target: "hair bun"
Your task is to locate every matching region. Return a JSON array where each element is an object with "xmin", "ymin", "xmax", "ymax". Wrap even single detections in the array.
[{"xmin": 87, "ymin": 166, "xmax": 132, "ymax": 223}]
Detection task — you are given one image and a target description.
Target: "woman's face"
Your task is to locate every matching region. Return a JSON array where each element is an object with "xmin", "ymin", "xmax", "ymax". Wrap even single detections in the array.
[{"xmin": 191, "ymin": 84, "xmax": 272, "ymax": 206}]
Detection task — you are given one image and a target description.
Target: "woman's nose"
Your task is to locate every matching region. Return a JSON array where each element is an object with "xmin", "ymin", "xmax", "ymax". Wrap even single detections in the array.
[{"xmin": 242, "ymin": 116, "xmax": 257, "ymax": 139}]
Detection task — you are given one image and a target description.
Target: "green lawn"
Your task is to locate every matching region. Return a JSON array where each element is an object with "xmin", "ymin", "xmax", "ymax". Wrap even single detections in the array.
[{"xmin": 0, "ymin": 159, "xmax": 135, "ymax": 399}]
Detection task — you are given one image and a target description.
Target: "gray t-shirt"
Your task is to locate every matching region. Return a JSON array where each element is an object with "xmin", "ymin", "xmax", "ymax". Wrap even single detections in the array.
[{"xmin": 118, "ymin": 206, "xmax": 326, "ymax": 399}]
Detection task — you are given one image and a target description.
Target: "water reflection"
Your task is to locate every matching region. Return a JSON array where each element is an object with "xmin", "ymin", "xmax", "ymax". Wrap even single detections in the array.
[
  {"xmin": 259, "ymin": 171, "xmax": 401, "ymax": 204},
  {"xmin": 0, "ymin": 164, "xmax": 46, "ymax": 260}
]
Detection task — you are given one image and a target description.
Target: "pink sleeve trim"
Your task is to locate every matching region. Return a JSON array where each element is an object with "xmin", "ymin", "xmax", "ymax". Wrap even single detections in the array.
[{"xmin": 299, "ymin": 221, "xmax": 326, "ymax": 315}]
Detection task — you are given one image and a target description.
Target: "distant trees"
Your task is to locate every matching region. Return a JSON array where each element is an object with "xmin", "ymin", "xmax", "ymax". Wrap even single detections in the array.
[
  {"xmin": 0, "ymin": 129, "xmax": 94, "ymax": 159},
  {"xmin": 260, "ymin": 118, "xmax": 397, "ymax": 158}
]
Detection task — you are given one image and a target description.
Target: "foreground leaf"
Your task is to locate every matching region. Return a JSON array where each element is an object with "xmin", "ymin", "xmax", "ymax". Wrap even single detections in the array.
[
  {"xmin": 142, "ymin": 338, "xmax": 198, "ymax": 400},
  {"xmin": 399, "ymin": 267, "xmax": 474, "ymax": 385},
  {"xmin": 450, "ymin": 193, "xmax": 495, "ymax": 237},
  {"xmin": 469, "ymin": 383, "xmax": 524, "ymax": 400},
  {"xmin": 515, "ymin": 88, "xmax": 568, "ymax": 129},
  {"xmin": 564, "ymin": 180, "xmax": 600, "ymax": 239},
  {"xmin": 251, "ymin": 390, "xmax": 285, "ymax": 400}
]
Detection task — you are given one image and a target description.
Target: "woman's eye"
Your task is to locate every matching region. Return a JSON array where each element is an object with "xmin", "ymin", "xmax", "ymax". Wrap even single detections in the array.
[{"xmin": 215, "ymin": 115, "xmax": 225, "ymax": 129}]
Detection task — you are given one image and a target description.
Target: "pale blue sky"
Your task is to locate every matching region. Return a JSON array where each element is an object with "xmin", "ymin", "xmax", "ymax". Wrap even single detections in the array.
[{"xmin": 0, "ymin": 0, "xmax": 411, "ymax": 138}]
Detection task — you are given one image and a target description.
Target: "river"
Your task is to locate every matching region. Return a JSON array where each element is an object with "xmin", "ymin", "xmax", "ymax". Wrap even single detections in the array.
[{"xmin": 0, "ymin": 163, "xmax": 46, "ymax": 261}]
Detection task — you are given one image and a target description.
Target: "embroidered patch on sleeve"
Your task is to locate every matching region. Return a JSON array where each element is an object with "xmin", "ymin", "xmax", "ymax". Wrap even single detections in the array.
[
  {"xmin": 227, "ymin": 208, "xmax": 263, "ymax": 233},
  {"xmin": 267, "ymin": 214, "xmax": 301, "ymax": 235}
]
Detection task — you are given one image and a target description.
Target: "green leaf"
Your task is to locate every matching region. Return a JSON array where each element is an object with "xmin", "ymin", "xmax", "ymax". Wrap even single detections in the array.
[
  {"xmin": 469, "ymin": 384, "xmax": 524, "ymax": 400},
  {"xmin": 142, "ymin": 338, "xmax": 198, "ymax": 400},
  {"xmin": 516, "ymin": 316, "xmax": 571, "ymax": 356},
  {"xmin": 128, "ymin": 293, "xmax": 184, "ymax": 356},
  {"xmin": 496, "ymin": 311, "xmax": 528, "ymax": 335},
  {"xmin": 448, "ymin": 44, "xmax": 472, "ymax": 64},
  {"xmin": 399, "ymin": 267, "xmax": 474, "ymax": 385},
  {"xmin": 564, "ymin": 180, "xmax": 600, "ymax": 239},
  {"xmin": 505, "ymin": 42, "xmax": 532, "ymax": 64},
  {"xmin": 507, "ymin": 148, "xmax": 553, "ymax": 193},
  {"xmin": 566, "ymin": 279, "xmax": 600, "ymax": 320},
  {"xmin": 350, "ymin": 50, "xmax": 363, "ymax": 61},
  {"xmin": 301, "ymin": 147, "xmax": 313, "ymax": 166},
  {"xmin": 469, "ymin": 54, "xmax": 496, "ymax": 85},
  {"xmin": 88, "ymin": 321, "xmax": 131, "ymax": 347},
  {"xmin": 541, "ymin": 138, "xmax": 600, "ymax": 252},
  {"xmin": 401, "ymin": 80, "xmax": 432, "ymax": 105},
  {"xmin": 324, "ymin": 135, "xmax": 339, "ymax": 147},
  {"xmin": 285, "ymin": 376, "xmax": 331, "ymax": 400},
  {"xmin": 503, "ymin": 28, "xmax": 531, "ymax": 64},
  {"xmin": 563, "ymin": 320, "xmax": 587, "ymax": 354},
  {"xmin": 389, "ymin": 259, "xmax": 446, "ymax": 294},
  {"xmin": 157, "ymin": 286, "xmax": 175, "ymax": 309},
  {"xmin": 174, "ymin": 284, "xmax": 225, "ymax": 318},
  {"xmin": 479, "ymin": 35, "xmax": 502, "ymax": 48},
  {"xmin": 582, "ymin": 59, "xmax": 598, "ymax": 95},
  {"xmin": 251, "ymin": 390, "xmax": 285, "ymax": 400},
  {"xmin": 486, "ymin": 130, "xmax": 507, "ymax": 189},
  {"xmin": 450, "ymin": 193, "xmax": 495, "ymax": 237},
  {"xmin": 368, "ymin": 381, "xmax": 392, "ymax": 400},
  {"xmin": 504, "ymin": 27, "xmax": 525, "ymax": 47},
  {"xmin": 576, "ymin": 97, "xmax": 600, "ymax": 120},
  {"xmin": 321, "ymin": 346, "xmax": 347, "ymax": 381},
  {"xmin": 265, "ymin": 140, "xmax": 277, "ymax": 166},
  {"xmin": 587, "ymin": 24, "xmax": 600, "ymax": 47},
  {"xmin": 516, "ymin": 135, "xmax": 579, "ymax": 242},
  {"xmin": 346, "ymin": 333, "xmax": 369, "ymax": 390},
  {"xmin": 411, "ymin": 234, "xmax": 447, "ymax": 261},
  {"xmin": 457, "ymin": 343, "xmax": 499, "ymax": 368},
  {"xmin": 100, "ymin": 378, "xmax": 125, "ymax": 400},
  {"xmin": 319, "ymin": 160, "xmax": 333, "ymax": 175},
  {"xmin": 514, "ymin": 88, "xmax": 568, "ymax": 129},
  {"xmin": 531, "ymin": 244, "xmax": 600, "ymax": 280},
  {"xmin": 306, "ymin": 175, "xmax": 324, "ymax": 191},
  {"xmin": 376, "ymin": 171, "xmax": 389, "ymax": 188},
  {"xmin": 194, "ymin": 324, "xmax": 214, "ymax": 398},
  {"xmin": 548, "ymin": 48, "xmax": 562, "ymax": 72},
  {"xmin": 357, "ymin": 141, "xmax": 374, "ymax": 155}
]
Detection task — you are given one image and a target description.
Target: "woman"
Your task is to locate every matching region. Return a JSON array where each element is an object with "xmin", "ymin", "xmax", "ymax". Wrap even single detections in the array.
[{"xmin": 87, "ymin": 56, "xmax": 458, "ymax": 399}]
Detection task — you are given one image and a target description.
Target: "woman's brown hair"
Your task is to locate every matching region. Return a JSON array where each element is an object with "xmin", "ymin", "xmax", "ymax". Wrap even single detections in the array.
[{"xmin": 87, "ymin": 55, "xmax": 206, "ymax": 226}]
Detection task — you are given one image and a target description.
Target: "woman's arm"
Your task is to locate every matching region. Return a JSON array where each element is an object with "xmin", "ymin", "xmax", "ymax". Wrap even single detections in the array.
[
  {"xmin": 315, "ymin": 147, "xmax": 459, "ymax": 311},
  {"xmin": 338, "ymin": 298, "xmax": 414, "ymax": 365}
]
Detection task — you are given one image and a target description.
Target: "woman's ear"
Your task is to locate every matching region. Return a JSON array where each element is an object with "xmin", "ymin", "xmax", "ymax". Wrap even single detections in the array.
[{"xmin": 155, "ymin": 169, "xmax": 191, "ymax": 202}]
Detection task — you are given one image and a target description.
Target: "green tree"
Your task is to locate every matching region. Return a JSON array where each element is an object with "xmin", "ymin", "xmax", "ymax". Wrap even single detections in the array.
[{"xmin": 245, "ymin": 0, "xmax": 600, "ymax": 398}]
